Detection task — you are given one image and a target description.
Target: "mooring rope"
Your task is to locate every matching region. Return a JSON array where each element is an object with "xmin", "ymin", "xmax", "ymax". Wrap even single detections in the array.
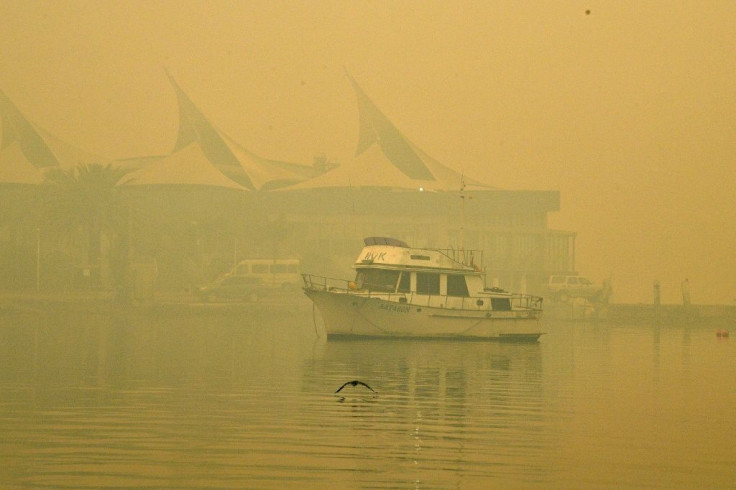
[{"xmin": 312, "ymin": 302, "xmax": 320, "ymax": 337}]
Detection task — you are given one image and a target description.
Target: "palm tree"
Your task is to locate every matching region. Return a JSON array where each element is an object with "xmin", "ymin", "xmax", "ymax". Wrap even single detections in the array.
[{"xmin": 41, "ymin": 163, "xmax": 131, "ymax": 292}]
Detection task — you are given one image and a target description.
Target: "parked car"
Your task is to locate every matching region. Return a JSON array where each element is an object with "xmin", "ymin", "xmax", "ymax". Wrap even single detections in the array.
[
  {"xmin": 195, "ymin": 275, "xmax": 265, "ymax": 302},
  {"xmin": 546, "ymin": 275, "xmax": 602, "ymax": 303},
  {"xmin": 228, "ymin": 258, "xmax": 301, "ymax": 290}
]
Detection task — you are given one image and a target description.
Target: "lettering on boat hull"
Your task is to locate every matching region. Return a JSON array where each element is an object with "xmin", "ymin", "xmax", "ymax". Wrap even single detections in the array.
[{"xmin": 305, "ymin": 290, "xmax": 543, "ymax": 341}]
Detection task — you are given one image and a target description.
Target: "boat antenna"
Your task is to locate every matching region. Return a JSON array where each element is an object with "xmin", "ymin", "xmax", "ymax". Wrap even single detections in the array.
[{"xmin": 459, "ymin": 175, "xmax": 466, "ymax": 255}]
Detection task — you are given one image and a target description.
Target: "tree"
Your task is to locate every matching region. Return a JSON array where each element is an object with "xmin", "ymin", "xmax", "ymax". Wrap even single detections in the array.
[{"xmin": 41, "ymin": 163, "xmax": 131, "ymax": 291}]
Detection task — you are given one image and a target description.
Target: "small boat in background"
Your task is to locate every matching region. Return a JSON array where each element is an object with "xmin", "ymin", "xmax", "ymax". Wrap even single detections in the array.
[{"xmin": 302, "ymin": 237, "xmax": 544, "ymax": 341}]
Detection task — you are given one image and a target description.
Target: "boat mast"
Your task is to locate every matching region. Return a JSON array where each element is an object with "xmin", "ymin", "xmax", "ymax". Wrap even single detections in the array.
[{"xmin": 459, "ymin": 176, "xmax": 466, "ymax": 254}]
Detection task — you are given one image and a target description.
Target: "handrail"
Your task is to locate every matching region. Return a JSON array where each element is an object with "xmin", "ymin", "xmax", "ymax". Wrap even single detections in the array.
[
  {"xmin": 435, "ymin": 248, "xmax": 484, "ymax": 270},
  {"xmin": 302, "ymin": 273, "xmax": 543, "ymax": 311},
  {"xmin": 510, "ymin": 293, "xmax": 544, "ymax": 311}
]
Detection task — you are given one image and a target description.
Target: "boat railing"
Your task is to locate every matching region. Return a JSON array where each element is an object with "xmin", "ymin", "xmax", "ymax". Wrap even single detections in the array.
[
  {"xmin": 302, "ymin": 274, "xmax": 349, "ymax": 292},
  {"xmin": 302, "ymin": 274, "xmax": 544, "ymax": 311},
  {"xmin": 436, "ymin": 248, "xmax": 484, "ymax": 269},
  {"xmin": 302, "ymin": 274, "xmax": 411, "ymax": 302},
  {"xmin": 510, "ymin": 293, "xmax": 544, "ymax": 311}
]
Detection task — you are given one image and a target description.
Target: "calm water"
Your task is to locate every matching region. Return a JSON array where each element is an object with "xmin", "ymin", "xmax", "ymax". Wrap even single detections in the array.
[{"xmin": 0, "ymin": 302, "xmax": 733, "ymax": 488}]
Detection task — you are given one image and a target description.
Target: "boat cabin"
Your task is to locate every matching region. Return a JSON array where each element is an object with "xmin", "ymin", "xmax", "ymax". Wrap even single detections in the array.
[{"xmin": 351, "ymin": 237, "xmax": 513, "ymax": 311}]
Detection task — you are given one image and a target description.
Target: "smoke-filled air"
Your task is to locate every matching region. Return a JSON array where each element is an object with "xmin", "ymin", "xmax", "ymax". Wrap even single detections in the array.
[
  {"xmin": 1, "ymin": 1, "xmax": 734, "ymax": 302},
  {"xmin": 2, "ymin": 2, "xmax": 736, "ymax": 488}
]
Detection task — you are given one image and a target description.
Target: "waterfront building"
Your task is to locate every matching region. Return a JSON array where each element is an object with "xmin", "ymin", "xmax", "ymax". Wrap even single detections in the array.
[{"xmin": 0, "ymin": 75, "xmax": 575, "ymax": 295}]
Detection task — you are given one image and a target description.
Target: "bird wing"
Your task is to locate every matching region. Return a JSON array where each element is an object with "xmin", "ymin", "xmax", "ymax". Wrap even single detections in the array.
[
  {"xmin": 355, "ymin": 381, "xmax": 376, "ymax": 392},
  {"xmin": 335, "ymin": 381, "xmax": 350, "ymax": 393}
]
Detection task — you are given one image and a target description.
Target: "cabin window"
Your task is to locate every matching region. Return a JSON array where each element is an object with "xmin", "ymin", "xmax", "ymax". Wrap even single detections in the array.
[
  {"xmin": 252, "ymin": 264, "xmax": 269, "ymax": 273},
  {"xmin": 235, "ymin": 264, "xmax": 249, "ymax": 274},
  {"xmin": 447, "ymin": 275, "xmax": 469, "ymax": 297},
  {"xmin": 398, "ymin": 272, "xmax": 411, "ymax": 292},
  {"xmin": 355, "ymin": 269, "xmax": 401, "ymax": 292},
  {"xmin": 270, "ymin": 264, "xmax": 287, "ymax": 273},
  {"xmin": 416, "ymin": 273, "xmax": 440, "ymax": 295},
  {"xmin": 491, "ymin": 297, "xmax": 512, "ymax": 311}
]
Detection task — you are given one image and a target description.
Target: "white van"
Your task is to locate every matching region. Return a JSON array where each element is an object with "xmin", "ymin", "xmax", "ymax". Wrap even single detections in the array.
[{"xmin": 229, "ymin": 258, "xmax": 301, "ymax": 289}]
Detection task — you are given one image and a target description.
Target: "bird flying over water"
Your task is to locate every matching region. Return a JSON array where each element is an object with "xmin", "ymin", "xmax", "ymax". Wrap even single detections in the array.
[{"xmin": 335, "ymin": 380, "xmax": 376, "ymax": 393}]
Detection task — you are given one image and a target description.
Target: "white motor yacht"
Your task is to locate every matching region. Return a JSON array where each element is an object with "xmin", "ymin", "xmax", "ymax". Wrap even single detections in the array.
[{"xmin": 302, "ymin": 237, "xmax": 544, "ymax": 341}]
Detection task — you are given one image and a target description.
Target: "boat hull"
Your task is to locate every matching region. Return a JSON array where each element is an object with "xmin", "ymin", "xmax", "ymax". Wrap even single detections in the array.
[{"xmin": 305, "ymin": 289, "xmax": 543, "ymax": 341}]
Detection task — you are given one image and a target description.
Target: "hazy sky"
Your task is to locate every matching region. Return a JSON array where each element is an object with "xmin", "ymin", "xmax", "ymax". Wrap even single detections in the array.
[{"xmin": 1, "ymin": 0, "xmax": 734, "ymax": 304}]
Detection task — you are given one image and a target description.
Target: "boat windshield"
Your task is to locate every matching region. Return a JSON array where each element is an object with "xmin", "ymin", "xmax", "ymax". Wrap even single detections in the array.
[{"xmin": 355, "ymin": 269, "xmax": 400, "ymax": 292}]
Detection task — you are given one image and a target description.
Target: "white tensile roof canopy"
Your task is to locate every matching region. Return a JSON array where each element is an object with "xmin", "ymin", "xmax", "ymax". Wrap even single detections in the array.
[
  {"xmin": 118, "ymin": 142, "xmax": 249, "ymax": 190},
  {"xmin": 284, "ymin": 73, "xmax": 493, "ymax": 193},
  {"xmin": 0, "ymin": 89, "xmax": 103, "ymax": 185},
  {"xmin": 119, "ymin": 72, "xmax": 313, "ymax": 191},
  {"xmin": 2, "ymin": 72, "xmax": 492, "ymax": 193}
]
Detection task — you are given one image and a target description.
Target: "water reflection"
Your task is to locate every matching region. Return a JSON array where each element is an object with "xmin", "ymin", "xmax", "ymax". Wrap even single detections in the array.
[
  {"xmin": 302, "ymin": 339, "xmax": 549, "ymax": 487},
  {"xmin": 0, "ymin": 308, "xmax": 733, "ymax": 487}
]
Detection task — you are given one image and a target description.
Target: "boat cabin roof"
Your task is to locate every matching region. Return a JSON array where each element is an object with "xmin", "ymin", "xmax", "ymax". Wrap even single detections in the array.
[
  {"xmin": 354, "ymin": 237, "xmax": 477, "ymax": 273},
  {"xmin": 363, "ymin": 236, "xmax": 409, "ymax": 247}
]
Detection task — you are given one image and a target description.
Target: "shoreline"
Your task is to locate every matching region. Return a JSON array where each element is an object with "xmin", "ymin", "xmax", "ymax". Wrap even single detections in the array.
[
  {"xmin": 1, "ymin": 290, "xmax": 734, "ymax": 325},
  {"xmin": 0, "ymin": 289, "xmax": 313, "ymax": 316}
]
